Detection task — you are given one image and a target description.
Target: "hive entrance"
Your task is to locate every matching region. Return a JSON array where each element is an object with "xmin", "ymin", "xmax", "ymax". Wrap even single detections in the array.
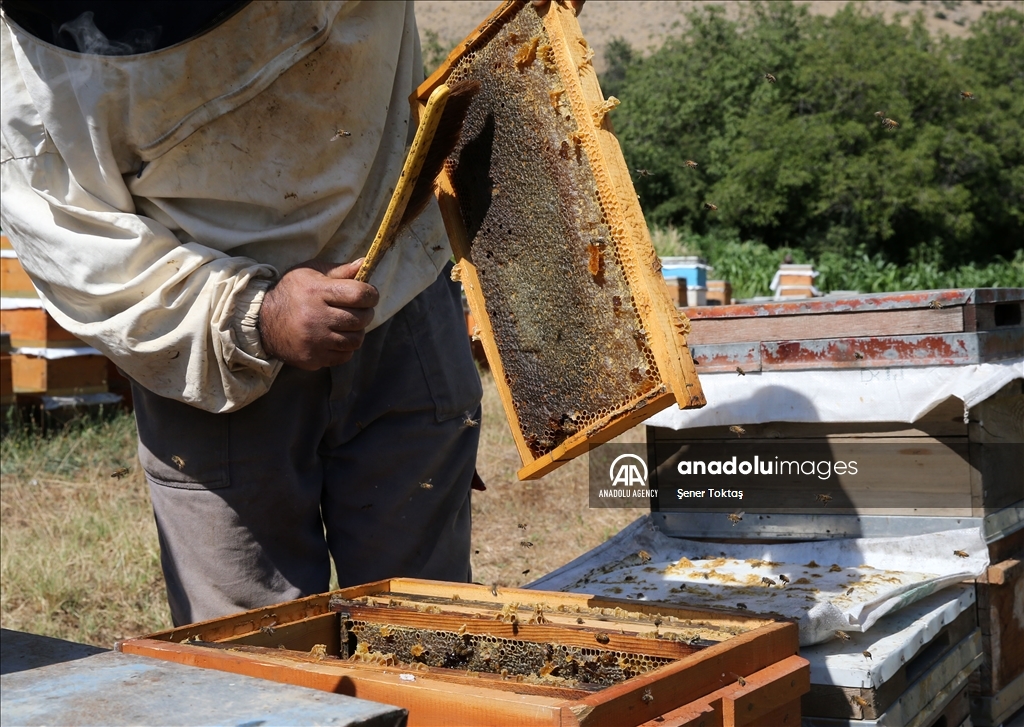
[{"xmin": 422, "ymin": 1, "xmax": 703, "ymax": 478}]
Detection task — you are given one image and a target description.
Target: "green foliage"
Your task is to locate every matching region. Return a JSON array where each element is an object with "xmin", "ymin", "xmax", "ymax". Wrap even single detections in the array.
[{"xmin": 604, "ymin": 4, "xmax": 1024, "ymax": 271}]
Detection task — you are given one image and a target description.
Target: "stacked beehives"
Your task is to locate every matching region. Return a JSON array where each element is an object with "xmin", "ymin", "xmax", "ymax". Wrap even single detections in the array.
[{"xmin": 0, "ymin": 234, "xmax": 127, "ymax": 411}]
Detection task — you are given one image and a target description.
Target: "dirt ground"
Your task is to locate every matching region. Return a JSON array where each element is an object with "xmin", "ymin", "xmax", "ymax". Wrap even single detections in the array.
[{"xmin": 417, "ymin": 0, "xmax": 1013, "ymax": 72}]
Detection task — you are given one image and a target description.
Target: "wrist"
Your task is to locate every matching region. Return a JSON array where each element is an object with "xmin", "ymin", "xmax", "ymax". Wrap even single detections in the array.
[{"xmin": 234, "ymin": 278, "xmax": 275, "ymax": 360}]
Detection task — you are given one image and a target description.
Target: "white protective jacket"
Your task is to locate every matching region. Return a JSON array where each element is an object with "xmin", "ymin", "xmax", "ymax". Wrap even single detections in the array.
[{"xmin": 0, "ymin": 1, "xmax": 450, "ymax": 412}]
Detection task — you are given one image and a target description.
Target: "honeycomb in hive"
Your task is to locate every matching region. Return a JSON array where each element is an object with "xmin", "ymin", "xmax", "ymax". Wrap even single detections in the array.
[
  {"xmin": 420, "ymin": 1, "xmax": 703, "ymax": 479},
  {"xmin": 341, "ymin": 620, "xmax": 673, "ymax": 687}
]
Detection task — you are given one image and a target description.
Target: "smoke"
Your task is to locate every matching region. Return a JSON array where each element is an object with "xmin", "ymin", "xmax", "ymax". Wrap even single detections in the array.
[{"xmin": 58, "ymin": 11, "xmax": 162, "ymax": 56}]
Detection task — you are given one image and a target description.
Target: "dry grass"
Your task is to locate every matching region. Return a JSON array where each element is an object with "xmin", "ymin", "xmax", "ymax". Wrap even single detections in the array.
[{"xmin": 0, "ymin": 372, "xmax": 643, "ymax": 646}]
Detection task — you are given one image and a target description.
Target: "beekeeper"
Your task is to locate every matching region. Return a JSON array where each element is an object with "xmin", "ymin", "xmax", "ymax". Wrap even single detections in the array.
[{"xmin": 0, "ymin": 1, "xmax": 483, "ymax": 626}]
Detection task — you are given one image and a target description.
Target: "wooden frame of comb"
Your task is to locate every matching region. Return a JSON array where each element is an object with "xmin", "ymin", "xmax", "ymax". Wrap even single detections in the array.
[{"xmin": 415, "ymin": 0, "xmax": 704, "ymax": 480}]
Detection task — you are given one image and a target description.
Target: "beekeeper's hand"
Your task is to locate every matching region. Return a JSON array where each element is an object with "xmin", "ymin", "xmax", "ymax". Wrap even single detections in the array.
[
  {"xmin": 257, "ymin": 258, "xmax": 378, "ymax": 370},
  {"xmin": 531, "ymin": 0, "xmax": 585, "ymax": 15}
]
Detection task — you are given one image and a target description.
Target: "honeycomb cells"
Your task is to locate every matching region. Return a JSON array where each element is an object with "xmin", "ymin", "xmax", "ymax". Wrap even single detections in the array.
[
  {"xmin": 344, "ymin": 620, "xmax": 672, "ymax": 687},
  {"xmin": 445, "ymin": 6, "xmax": 660, "ymax": 457}
]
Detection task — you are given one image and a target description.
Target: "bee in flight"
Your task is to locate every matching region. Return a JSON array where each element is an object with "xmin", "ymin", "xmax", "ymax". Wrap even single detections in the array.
[
  {"xmin": 685, "ymin": 160, "xmax": 699, "ymax": 169},
  {"xmin": 728, "ymin": 511, "xmax": 744, "ymax": 526},
  {"xmin": 420, "ymin": 481, "xmax": 434, "ymax": 490},
  {"xmin": 862, "ymin": 650, "xmax": 872, "ymax": 659},
  {"xmin": 873, "ymin": 110, "xmax": 886, "ymax": 118},
  {"xmin": 730, "ymin": 672, "xmax": 747, "ymax": 686},
  {"xmin": 953, "ymin": 549, "xmax": 969, "ymax": 558},
  {"xmin": 835, "ymin": 630, "xmax": 851, "ymax": 641},
  {"xmin": 735, "ymin": 366, "xmax": 746, "ymax": 376},
  {"xmin": 171, "ymin": 455, "xmax": 185, "ymax": 470},
  {"xmin": 729, "ymin": 425, "xmax": 746, "ymax": 436},
  {"xmin": 854, "ymin": 351, "xmax": 865, "ymax": 360},
  {"xmin": 642, "ymin": 688, "xmax": 654, "ymax": 704},
  {"xmin": 960, "ymin": 91, "xmax": 975, "ymax": 101},
  {"xmin": 520, "ymin": 540, "xmax": 534, "ymax": 548},
  {"xmin": 779, "ymin": 574, "xmax": 791, "ymax": 585},
  {"xmin": 637, "ymin": 550, "xmax": 652, "ymax": 563},
  {"xmin": 852, "ymin": 695, "xmax": 869, "ymax": 708},
  {"xmin": 635, "ymin": 168, "xmax": 651, "ymax": 177},
  {"xmin": 881, "ymin": 117, "xmax": 900, "ymax": 131},
  {"xmin": 929, "ymin": 299, "xmax": 944, "ymax": 309},
  {"xmin": 490, "ymin": 583, "xmax": 500, "ymax": 597},
  {"xmin": 704, "ymin": 202, "xmax": 719, "ymax": 211},
  {"xmin": 463, "ymin": 414, "xmax": 480, "ymax": 428},
  {"xmin": 330, "ymin": 128, "xmax": 352, "ymax": 141},
  {"xmin": 815, "ymin": 493, "xmax": 833, "ymax": 506},
  {"xmin": 110, "ymin": 467, "xmax": 130, "ymax": 480},
  {"xmin": 518, "ymin": 523, "xmax": 528, "ymax": 530},
  {"xmin": 761, "ymin": 576, "xmax": 776, "ymax": 587},
  {"xmin": 764, "ymin": 73, "xmax": 777, "ymax": 84}
]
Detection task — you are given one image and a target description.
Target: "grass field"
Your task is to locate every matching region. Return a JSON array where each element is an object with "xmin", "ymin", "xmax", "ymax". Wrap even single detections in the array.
[{"xmin": 0, "ymin": 372, "xmax": 644, "ymax": 647}]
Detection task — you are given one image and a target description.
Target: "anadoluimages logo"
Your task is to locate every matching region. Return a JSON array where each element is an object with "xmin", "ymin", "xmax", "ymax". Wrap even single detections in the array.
[{"xmin": 608, "ymin": 453, "xmax": 648, "ymax": 487}]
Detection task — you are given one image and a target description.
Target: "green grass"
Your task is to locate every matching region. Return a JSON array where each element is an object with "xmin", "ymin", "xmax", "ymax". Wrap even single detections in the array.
[{"xmin": 651, "ymin": 226, "xmax": 1024, "ymax": 299}]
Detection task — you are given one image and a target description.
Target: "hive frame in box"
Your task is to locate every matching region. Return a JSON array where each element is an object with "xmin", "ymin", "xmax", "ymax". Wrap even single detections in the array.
[
  {"xmin": 416, "ymin": 0, "xmax": 703, "ymax": 480},
  {"xmin": 118, "ymin": 578, "xmax": 807, "ymax": 727}
]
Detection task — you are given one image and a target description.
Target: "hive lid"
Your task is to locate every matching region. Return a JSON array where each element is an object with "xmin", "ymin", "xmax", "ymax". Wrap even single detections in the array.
[{"xmin": 415, "ymin": 0, "xmax": 704, "ymax": 479}]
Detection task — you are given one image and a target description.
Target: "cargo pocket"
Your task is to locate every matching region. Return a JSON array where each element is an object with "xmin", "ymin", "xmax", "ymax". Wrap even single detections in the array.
[
  {"xmin": 404, "ymin": 271, "xmax": 483, "ymax": 423},
  {"xmin": 132, "ymin": 381, "xmax": 230, "ymax": 490}
]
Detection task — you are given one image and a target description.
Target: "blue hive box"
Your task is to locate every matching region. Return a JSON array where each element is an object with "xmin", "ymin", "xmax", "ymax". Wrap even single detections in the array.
[{"xmin": 660, "ymin": 256, "xmax": 711, "ymax": 287}]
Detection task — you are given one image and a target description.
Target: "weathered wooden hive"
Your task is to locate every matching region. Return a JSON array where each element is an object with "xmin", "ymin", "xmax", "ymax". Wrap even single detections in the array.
[{"xmin": 419, "ymin": 0, "xmax": 704, "ymax": 479}]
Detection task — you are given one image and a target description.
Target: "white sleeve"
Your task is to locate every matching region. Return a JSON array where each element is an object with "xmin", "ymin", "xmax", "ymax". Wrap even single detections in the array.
[{"xmin": 1, "ymin": 88, "xmax": 283, "ymax": 413}]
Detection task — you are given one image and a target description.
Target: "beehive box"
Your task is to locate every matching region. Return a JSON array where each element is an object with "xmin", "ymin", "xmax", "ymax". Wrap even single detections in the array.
[
  {"xmin": 119, "ymin": 579, "xmax": 807, "ymax": 727},
  {"xmin": 419, "ymin": 0, "xmax": 703, "ymax": 480}
]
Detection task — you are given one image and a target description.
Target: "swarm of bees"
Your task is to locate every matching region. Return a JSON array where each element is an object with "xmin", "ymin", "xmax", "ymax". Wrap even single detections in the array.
[
  {"xmin": 815, "ymin": 493, "xmax": 833, "ymax": 506},
  {"xmin": 685, "ymin": 160, "xmax": 699, "ymax": 169},
  {"xmin": 954, "ymin": 549, "xmax": 969, "ymax": 558},
  {"xmin": 728, "ymin": 511, "xmax": 744, "ymax": 525}
]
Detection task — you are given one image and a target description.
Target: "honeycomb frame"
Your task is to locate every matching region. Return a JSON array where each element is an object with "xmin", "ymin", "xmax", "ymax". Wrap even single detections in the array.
[{"xmin": 416, "ymin": 0, "xmax": 704, "ymax": 479}]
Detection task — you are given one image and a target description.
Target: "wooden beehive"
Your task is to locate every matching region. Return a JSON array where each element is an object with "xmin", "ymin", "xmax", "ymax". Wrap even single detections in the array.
[
  {"xmin": 119, "ymin": 579, "xmax": 806, "ymax": 727},
  {"xmin": 418, "ymin": 1, "xmax": 704, "ymax": 480}
]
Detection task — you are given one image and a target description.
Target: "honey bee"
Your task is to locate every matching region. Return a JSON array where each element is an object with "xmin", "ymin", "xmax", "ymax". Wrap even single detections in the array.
[
  {"xmin": 854, "ymin": 351, "xmax": 865, "ymax": 360},
  {"xmin": 852, "ymin": 695, "xmax": 869, "ymax": 708},
  {"xmin": 881, "ymin": 117, "xmax": 899, "ymax": 131},
  {"xmin": 110, "ymin": 467, "xmax": 130, "ymax": 479},
  {"xmin": 685, "ymin": 160, "xmax": 699, "ymax": 169},
  {"xmin": 330, "ymin": 129, "xmax": 352, "ymax": 141},
  {"xmin": 577, "ymin": 617, "xmax": 585, "ymax": 624},
  {"xmin": 815, "ymin": 493, "xmax": 833, "ymax": 506},
  {"xmin": 960, "ymin": 91, "xmax": 975, "ymax": 101},
  {"xmin": 595, "ymin": 632, "xmax": 610, "ymax": 644},
  {"xmin": 729, "ymin": 425, "xmax": 746, "ymax": 436},
  {"xmin": 779, "ymin": 574, "xmax": 791, "ymax": 585},
  {"xmin": 873, "ymin": 110, "xmax": 886, "ymax": 118},
  {"xmin": 954, "ymin": 549, "xmax": 969, "ymax": 558},
  {"xmin": 420, "ymin": 481, "xmax": 434, "ymax": 490},
  {"xmin": 490, "ymin": 583, "xmax": 499, "ymax": 597},
  {"xmin": 929, "ymin": 299, "xmax": 944, "ymax": 309},
  {"xmin": 728, "ymin": 511, "xmax": 744, "ymax": 526},
  {"xmin": 431, "ymin": 245, "xmax": 443, "ymax": 252},
  {"xmin": 463, "ymin": 414, "xmax": 480, "ymax": 428},
  {"xmin": 704, "ymin": 202, "xmax": 719, "ymax": 211},
  {"xmin": 637, "ymin": 550, "xmax": 652, "ymax": 563},
  {"xmin": 847, "ymin": 587, "xmax": 855, "ymax": 595},
  {"xmin": 518, "ymin": 523, "xmax": 528, "ymax": 530},
  {"xmin": 310, "ymin": 643, "xmax": 328, "ymax": 660},
  {"xmin": 260, "ymin": 622, "xmax": 277, "ymax": 635},
  {"xmin": 735, "ymin": 603, "xmax": 747, "ymax": 610},
  {"xmin": 642, "ymin": 688, "xmax": 654, "ymax": 704},
  {"xmin": 520, "ymin": 540, "xmax": 534, "ymax": 548},
  {"xmin": 522, "ymin": 569, "xmax": 530, "ymax": 575},
  {"xmin": 829, "ymin": 564, "xmax": 843, "ymax": 573},
  {"xmin": 171, "ymin": 455, "xmax": 185, "ymax": 470},
  {"xmin": 835, "ymin": 630, "xmax": 851, "ymax": 641},
  {"xmin": 862, "ymin": 650, "xmax": 872, "ymax": 659},
  {"xmin": 735, "ymin": 366, "xmax": 745, "ymax": 376},
  {"xmin": 730, "ymin": 672, "xmax": 748, "ymax": 686},
  {"xmin": 764, "ymin": 73, "xmax": 777, "ymax": 84},
  {"xmin": 761, "ymin": 577, "xmax": 776, "ymax": 587},
  {"xmin": 635, "ymin": 168, "xmax": 651, "ymax": 177}
]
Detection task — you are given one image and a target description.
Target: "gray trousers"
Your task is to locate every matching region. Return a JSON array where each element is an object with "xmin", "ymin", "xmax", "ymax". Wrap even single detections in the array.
[{"xmin": 132, "ymin": 271, "xmax": 482, "ymax": 626}]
